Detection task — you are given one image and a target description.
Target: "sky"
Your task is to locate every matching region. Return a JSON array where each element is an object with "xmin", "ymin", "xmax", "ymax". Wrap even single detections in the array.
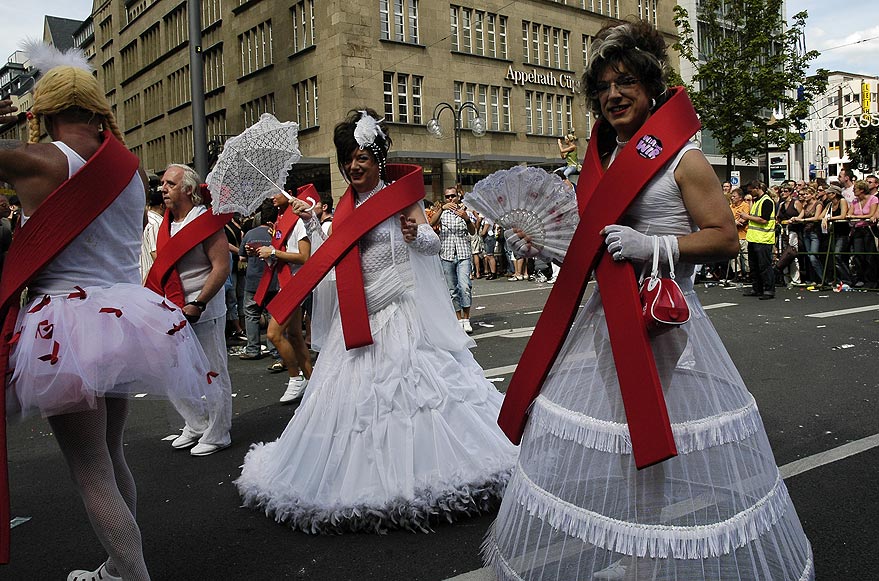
[{"xmin": 1, "ymin": 1, "xmax": 876, "ymax": 78}]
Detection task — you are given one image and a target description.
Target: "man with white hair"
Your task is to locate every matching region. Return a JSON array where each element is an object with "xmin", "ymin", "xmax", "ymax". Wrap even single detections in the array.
[{"xmin": 148, "ymin": 163, "xmax": 233, "ymax": 456}]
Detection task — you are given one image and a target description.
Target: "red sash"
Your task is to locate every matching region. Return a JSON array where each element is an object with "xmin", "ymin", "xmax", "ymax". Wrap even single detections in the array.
[
  {"xmin": 254, "ymin": 184, "xmax": 319, "ymax": 306},
  {"xmin": 0, "ymin": 132, "xmax": 139, "ymax": 564},
  {"xmin": 267, "ymin": 165, "xmax": 425, "ymax": 349},
  {"xmin": 498, "ymin": 88, "xmax": 701, "ymax": 469},
  {"xmin": 144, "ymin": 208, "xmax": 232, "ymax": 307}
]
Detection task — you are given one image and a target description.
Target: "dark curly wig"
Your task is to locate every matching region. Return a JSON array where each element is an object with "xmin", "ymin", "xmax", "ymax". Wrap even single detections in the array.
[
  {"xmin": 581, "ymin": 21, "xmax": 670, "ymax": 121},
  {"xmin": 333, "ymin": 108, "xmax": 393, "ymax": 183}
]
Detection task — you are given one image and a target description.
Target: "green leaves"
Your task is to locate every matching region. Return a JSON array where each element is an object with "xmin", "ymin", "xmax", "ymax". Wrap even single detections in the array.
[{"xmin": 674, "ymin": 1, "xmax": 828, "ymax": 170}]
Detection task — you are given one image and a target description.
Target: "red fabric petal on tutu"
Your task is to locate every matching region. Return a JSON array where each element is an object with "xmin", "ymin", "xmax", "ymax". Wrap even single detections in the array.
[
  {"xmin": 36, "ymin": 320, "xmax": 54, "ymax": 340},
  {"xmin": 37, "ymin": 341, "xmax": 60, "ymax": 365},
  {"xmin": 167, "ymin": 320, "xmax": 187, "ymax": 335},
  {"xmin": 159, "ymin": 301, "xmax": 177, "ymax": 311},
  {"xmin": 67, "ymin": 286, "xmax": 87, "ymax": 300},
  {"xmin": 99, "ymin": 307, "xmax": 124, "ymax": 318},
  {"xmin": 28, "ymin": 295, "xmax": 51, "ymax": 313},
  {"xmin": 206, "ymin": 371, "xmax": 219, "ymax": 384}
]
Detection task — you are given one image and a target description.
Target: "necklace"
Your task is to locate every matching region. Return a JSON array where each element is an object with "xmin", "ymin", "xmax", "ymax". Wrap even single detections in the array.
[
  {"xmin": 615, "ymin": 136, "xmax": 630, "ymax": 146},
  {"xmin": 358, "ymin": 180, "xmax": 386, "ymax": 201}
]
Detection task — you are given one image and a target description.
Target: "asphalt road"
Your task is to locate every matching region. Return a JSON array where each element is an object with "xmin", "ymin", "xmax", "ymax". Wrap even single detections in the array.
[{"xmin": 5, "ymin": 278, "xmax": 878, "ymax": 580}]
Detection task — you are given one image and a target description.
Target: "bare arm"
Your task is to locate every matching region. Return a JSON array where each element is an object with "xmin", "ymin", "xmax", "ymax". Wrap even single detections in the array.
[
  {"xmin": 273, "ymin": 236, "xmax": 311, "ymax": 265},
  {"xmin": 674, "ymin": 149, "xmax": 739, "ymax": 262}
]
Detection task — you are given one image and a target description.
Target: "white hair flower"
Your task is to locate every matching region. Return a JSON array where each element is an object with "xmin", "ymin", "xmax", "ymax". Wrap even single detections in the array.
[{"xmin": 353, "ymin": 111, "xmax": 387, "ymax": 149}]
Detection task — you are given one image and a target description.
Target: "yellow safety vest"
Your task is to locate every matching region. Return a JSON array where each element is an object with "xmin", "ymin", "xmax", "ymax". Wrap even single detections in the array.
[{"xmin": 746, "ymin": 194, "xmax": 776, "ymax": 244}]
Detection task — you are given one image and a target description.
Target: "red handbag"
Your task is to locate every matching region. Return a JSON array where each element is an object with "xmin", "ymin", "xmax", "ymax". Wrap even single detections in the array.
[{"xmin": 639, "ymin": 236, "xmax": 690, "ymax": 336}]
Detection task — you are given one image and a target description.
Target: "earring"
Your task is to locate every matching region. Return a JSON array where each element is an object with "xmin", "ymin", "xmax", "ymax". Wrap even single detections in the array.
[{"xmin": 650, "ymin": 97, "xmax": 657, "ymax": 110}]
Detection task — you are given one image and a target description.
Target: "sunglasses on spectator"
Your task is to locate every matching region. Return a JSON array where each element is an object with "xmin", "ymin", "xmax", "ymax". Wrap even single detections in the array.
[{"xmin": 590, "ymin": 75, "xmax": 640, "ymax": 98}]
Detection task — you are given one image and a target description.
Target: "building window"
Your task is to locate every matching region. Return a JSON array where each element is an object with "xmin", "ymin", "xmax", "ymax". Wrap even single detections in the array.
[
  {"xmin": 293, "ymin": 76, "xmax": 318, "ymax": 129},
  {"xmin": 126, "ymin": 0, "xmax": 156, "ymax": 25},
  {"xmin": 206, "ymin": 111, "xmax": 227, "ymax": 144},
  {"xmin": 165, "ymin": 6, "xmax": 187, "ymax": 53},
  {"xmin": 381, "ymin": 0, "xmax": 419, "ymax": 44},
  {"xmin": 291, "ymin": 0, "xmax": 316, "ymax": 53},
  {"xmin": 141, "ymin": 24, "xmax": 161, "ymax": 65},
  {"xmin": 242, "ymin": 93, "xmax": 276, "ymax": 128},
  {"xmin": 451, "ymin": 6, "xmax": 507, "ymax": 59},
  {"xmin": 123, "ymin": 93, "xmax": 142, "ymax": 128},
  {"xmin": 638, "ymin": 0, "xmax": 657, "ymax": 26},
  {"xmin": 170, "ymin": 125, "xmax": 194, "ymax": 165},
  {"xmin": 384, "ymin": 72, "xmax": 424, "ymax": 124},
  {"xmin": 168, "ymin": 65, "xmax": 192, "ymax": 109},
  {"xmin": 145, "ymin": 136, "xmax": 166, "ymax": 171},
  {"xmin": 524, "ymin": 22, "xmax": 570, "ymax": 69},
  {"xmin": 239, "ymin": 21, "xmax": 273, "ymax": 77},
  {"xmin": 204, "ymin": 45, "xmax": 225, "ymax": 93},
  {"xmin": 582, "ymin": 34, "xmax": 590, "ymax": 69},
  {"xmin": 454, "ymin": 81, "xmax": 511, "ymax": 132},
  {"xmin": 102, "ymin": 58, "xmax": 116, "ymax": 93},
  {"xmin": 525, "ymin": 91, "xmax": 573, "ymax": 136},
  {"xmin": 120, "ymin": 41, "xmax": 138, "ymax": 80},
  {"xmin": 143, "ymin": 80, "xmax": 164, "ymax": 121},
  {"xmin": 590, "ymin": 0, "xmax": 618, "ymax": 18},
  {"xmin": 202, "ymin": 0, "xmax": 222, "ymax": 29}
]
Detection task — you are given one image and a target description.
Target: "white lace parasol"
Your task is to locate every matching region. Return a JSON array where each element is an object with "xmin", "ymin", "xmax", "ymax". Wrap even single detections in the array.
[
  {"xmin": 206, "ymin": 113, "xmax": 302, "ymax": 215},
  {"xmin": 466, "ymin": 166, "xmax": 580, "ymax": 261}
]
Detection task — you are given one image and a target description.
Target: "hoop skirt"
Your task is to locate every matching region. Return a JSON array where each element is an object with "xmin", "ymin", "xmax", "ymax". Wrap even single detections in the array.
[
  {"xmin": 236, "ymin": 218, "xmax": 517, "ymax": 533},
  {"xmin": 482, "ymin": 144, "xmax": 813, "ymax": 580}
]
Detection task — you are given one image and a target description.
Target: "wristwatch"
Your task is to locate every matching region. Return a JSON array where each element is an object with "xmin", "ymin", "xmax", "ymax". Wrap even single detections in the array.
[
  {"xmin": 270, "ymin": 248, "xmax": 276, "ymax": 257},
  {"xmin": 187, "ymin": 300, "xmax": 207, "ymax": 312}
]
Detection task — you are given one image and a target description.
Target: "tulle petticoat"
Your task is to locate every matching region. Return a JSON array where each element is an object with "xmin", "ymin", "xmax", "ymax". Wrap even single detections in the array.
[
  {"xmin": 7, "ymin": 283, "xmax": 217, "ymax": 420},
  {"xmin": 483, "ymin": 290, "xmax": 814, "ymax": 581},
  {"xmin": 236, "ymin": 291, "xmax": 517, "ymax": 534}
]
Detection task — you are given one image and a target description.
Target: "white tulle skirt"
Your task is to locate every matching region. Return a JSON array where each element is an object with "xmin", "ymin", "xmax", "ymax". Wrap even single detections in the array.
[
  {"xmin": 236, "ymin": 290, "xmax": 517, "ymax": 533},
  {"xmin": 7, "ymin": 283, "xmax": 217, "ymax": 422},
  {"xmin": 483, "ymin": 288, "xmax": 814, "ymax": 580}
]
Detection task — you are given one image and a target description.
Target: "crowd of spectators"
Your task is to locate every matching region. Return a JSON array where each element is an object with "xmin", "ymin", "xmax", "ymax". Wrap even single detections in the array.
[{"xmin": 700, "ymin": 172, "xmax": 879, "ymax": 290}]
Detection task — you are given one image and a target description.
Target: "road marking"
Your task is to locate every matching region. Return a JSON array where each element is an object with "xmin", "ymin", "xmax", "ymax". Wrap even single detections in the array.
[
  {"xmin": 703, "ymin": 302, "xmax": 738, "ymax": 310},
  {"xmin": 472, "ymin": 327, "xmax": 535, "ymax": 342},
  {"xmin": 779, "ymin": 432, "xmax": 879, "ymax": 479},
  {"xmin": 805, "ymin": 304, "xmax": 879, "ymax": 318},
  {"xmin": 475, "ymin": 286, "xmax": 556, "ymax": 298},
  {"xmin": 482, "ymin": 364, "xmax": 518, "ymax": 377}
]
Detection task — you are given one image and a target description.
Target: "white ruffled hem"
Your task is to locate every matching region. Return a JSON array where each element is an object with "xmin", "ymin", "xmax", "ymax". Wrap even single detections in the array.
[
  {"xmin": 528, "ymin": 393, "xmax": 762, "ymax": 456},
  {"xmin": 506, "ymin": 462, "xmax": 795, "ymax": 560},
  {"xmin": 239, "ymin": 468, "xmax": 512, "ymax": 534},
  {"xmin": 482, "ymin": 532, "xmax": 814, "ymax": 581}
]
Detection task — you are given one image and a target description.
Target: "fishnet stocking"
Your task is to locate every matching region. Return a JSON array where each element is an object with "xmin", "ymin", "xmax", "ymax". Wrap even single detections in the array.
[{"xmin": 48, "ymin": 398, "xmax": 150, "ymax": 581}]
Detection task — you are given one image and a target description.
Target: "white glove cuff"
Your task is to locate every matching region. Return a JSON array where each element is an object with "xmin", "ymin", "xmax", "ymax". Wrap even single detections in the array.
[
  {"xmin": 305, "ymin": 216, "xmax": 326, "ymax": 241},
  {"xmin": 408, "ymin": 223, "xmax": 441, "ymax": 255}
]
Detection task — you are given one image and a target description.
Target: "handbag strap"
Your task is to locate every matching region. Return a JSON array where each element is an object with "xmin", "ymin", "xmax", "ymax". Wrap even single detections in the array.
[{"xmin": 663, "ymin": 235, "xmax": 677, "ymax": 281}]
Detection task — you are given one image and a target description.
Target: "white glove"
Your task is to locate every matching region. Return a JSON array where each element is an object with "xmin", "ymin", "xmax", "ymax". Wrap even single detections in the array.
[
  {"xmin": 504, "ymin": 227, "xmax": 542, "ymax": 258},
  {"xmin": 603, "ymin": 224, "xmax": 679, "ymax": 263}
]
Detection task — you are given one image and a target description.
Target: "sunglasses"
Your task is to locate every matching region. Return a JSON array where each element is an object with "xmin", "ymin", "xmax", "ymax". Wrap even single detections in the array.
[
  {"xmin": 444, "ymin": 194, "xmax": 458, "ymax": 199},
  {"xmin": 590, "ymin": 75, "xmax": 640, "ymax": 98}
]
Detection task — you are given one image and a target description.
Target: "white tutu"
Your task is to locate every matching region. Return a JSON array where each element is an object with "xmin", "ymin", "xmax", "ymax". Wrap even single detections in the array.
[
  {"xmin": 483, "ymin": 285, "xmax": 814, "ymax": 580},
  {"xmin": 236, "ymin": 290, "xmax": 517, "ymax": 533},
  {"xmin": 7, "ymin": 283, "xmax": 218, "ymax": 421}
]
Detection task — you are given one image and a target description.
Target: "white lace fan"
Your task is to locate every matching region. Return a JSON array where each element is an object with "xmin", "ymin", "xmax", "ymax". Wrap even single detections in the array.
[{"xmin": 466, "ymin": 166, "xmax": 580, "ymax": 260}]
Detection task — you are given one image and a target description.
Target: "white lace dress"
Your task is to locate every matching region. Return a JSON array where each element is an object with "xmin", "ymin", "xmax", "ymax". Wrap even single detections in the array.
[
  {"xmin": 236, "ymin": 196, "xmax": 517, "ymax": 533},
  {"xmin": 483, "ymin": 144, "xmax": 814, "ymax": 580}
]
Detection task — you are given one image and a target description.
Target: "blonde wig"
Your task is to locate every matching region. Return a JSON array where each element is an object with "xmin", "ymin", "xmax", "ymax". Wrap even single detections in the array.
[{"xmin": 27, "ymin": 66, "xmax": 124, "ymax": 145}]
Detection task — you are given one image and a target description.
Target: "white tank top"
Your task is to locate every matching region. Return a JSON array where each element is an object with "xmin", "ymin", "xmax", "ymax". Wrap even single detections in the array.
[{"xmin": 28, "ymin": 141, "xmax": 144, "ymax": 295}]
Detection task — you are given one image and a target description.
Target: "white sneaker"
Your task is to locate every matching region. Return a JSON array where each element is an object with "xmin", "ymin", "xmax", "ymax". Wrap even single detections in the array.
[
  {"xmin": 68, "ymin": 563, "xmax": 122, "ymax": 581},
  {"xmin": 593, "ymin": 559, "xmax": 627, "ymax": 579},
  {"xmin": 461, "ymin": 319, "xmax": 473, "ymax": 334},
  {"xmin": 279, "ymin": 375, "xmax": 308, "ymax": 404}
]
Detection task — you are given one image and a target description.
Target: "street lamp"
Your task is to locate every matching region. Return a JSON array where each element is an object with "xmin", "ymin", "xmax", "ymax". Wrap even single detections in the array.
[{"xmin": 426, "ymin": 101, "xmax": 485, "ymax": 184}]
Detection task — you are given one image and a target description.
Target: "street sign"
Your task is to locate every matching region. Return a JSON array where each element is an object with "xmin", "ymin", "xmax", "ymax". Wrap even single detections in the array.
[{"xmin": 730, "ymin": 171, "xmax": 740, "ymax": 187}]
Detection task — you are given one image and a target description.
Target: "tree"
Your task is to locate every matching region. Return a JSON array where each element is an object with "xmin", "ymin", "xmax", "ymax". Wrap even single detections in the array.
[
  {"xmin": 847, "ymin": 122, "xmax": 879, "ymax": 172},
  {"xmin": 674, "ymin": 1, "xmax": 828, "ymax": 179}
]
